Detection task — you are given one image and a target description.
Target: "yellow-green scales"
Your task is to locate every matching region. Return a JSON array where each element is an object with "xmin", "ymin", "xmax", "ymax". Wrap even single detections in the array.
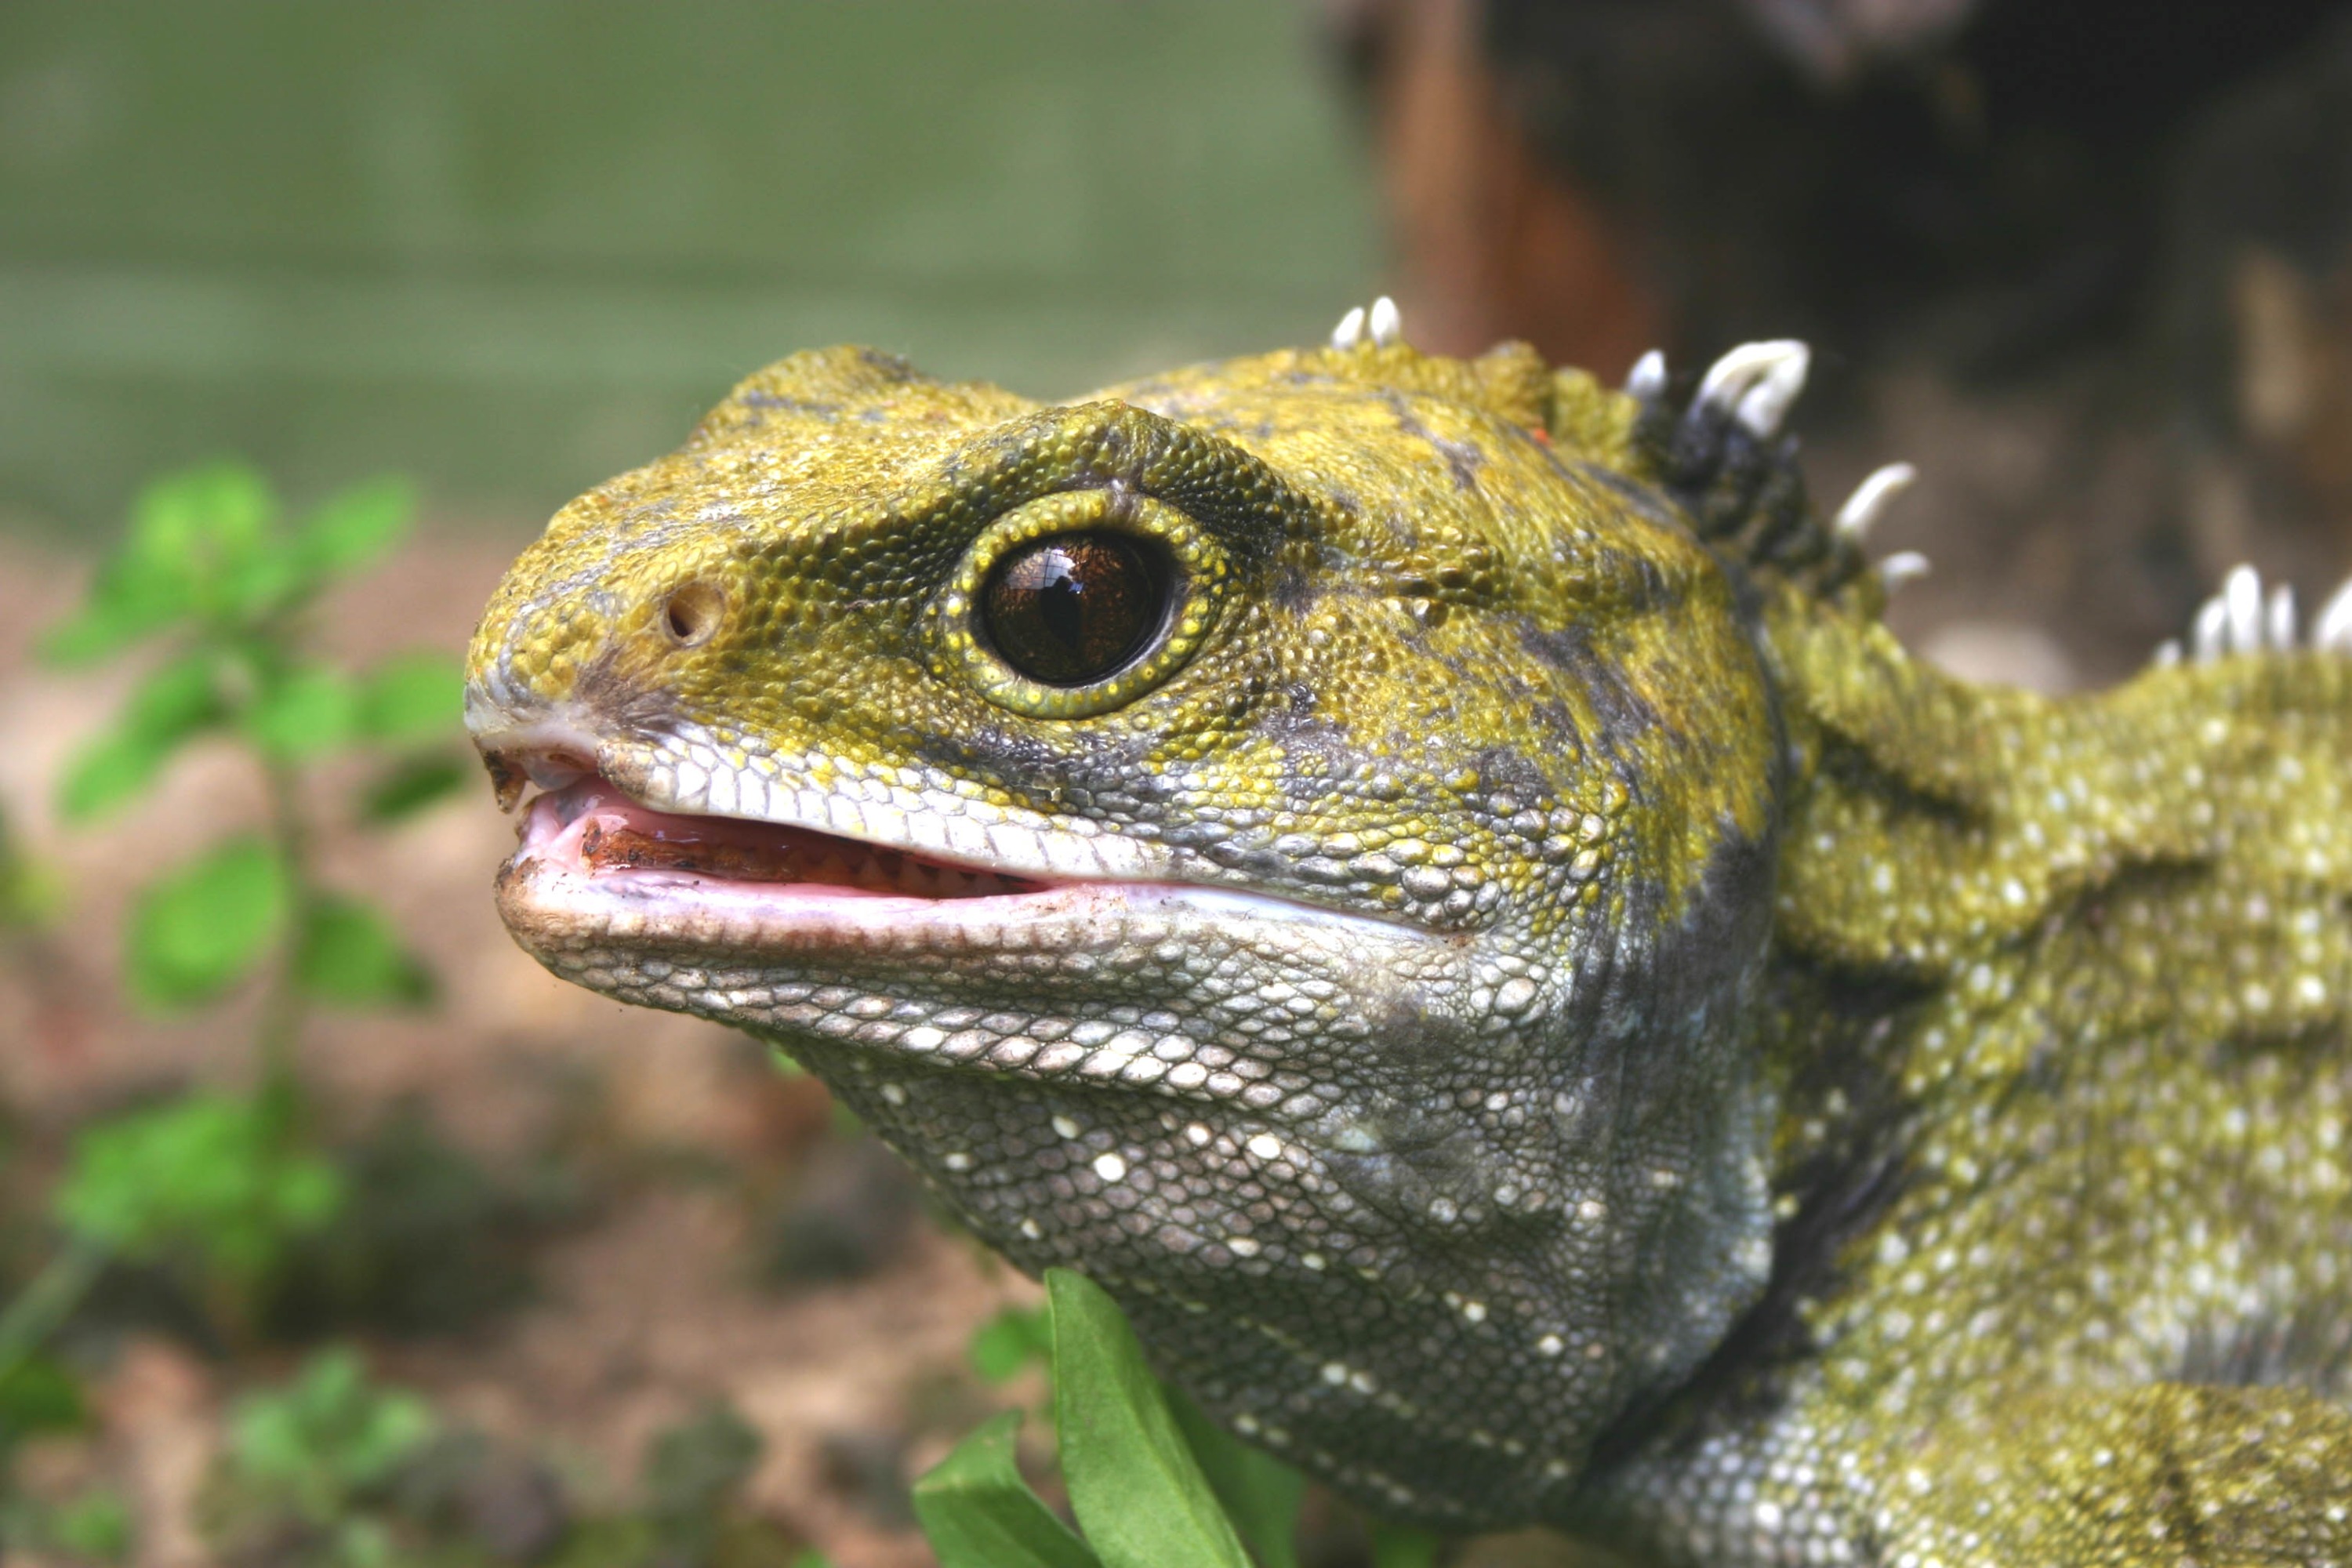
[{"xmin": 465, "ymin": 314, "xmax": 2352, "ymax": 1564}]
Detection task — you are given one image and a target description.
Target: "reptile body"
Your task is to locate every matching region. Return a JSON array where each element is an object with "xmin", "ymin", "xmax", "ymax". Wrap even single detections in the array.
[{"xmin": 464, "ymin": 311, "xmax": 2352, "ymax": 1565}]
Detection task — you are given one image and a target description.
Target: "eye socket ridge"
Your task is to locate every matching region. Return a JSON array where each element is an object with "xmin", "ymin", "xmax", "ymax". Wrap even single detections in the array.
[{"xmin": 935, "ymin": 489, "xmax": 1228, "ymax": 720}]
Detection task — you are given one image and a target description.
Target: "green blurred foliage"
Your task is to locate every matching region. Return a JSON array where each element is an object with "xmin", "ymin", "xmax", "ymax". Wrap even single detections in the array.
[
  {"xmin": 53, "ymin": 1093, "xmax": 343, "ymax": 1279},
  {"xmin": 45, "ymin": 460, "xmax": 463, "ymax": 1018},
  {"xmin": 967, "ymin": 1304, "xmax": 1054, "ymax": 1387}
]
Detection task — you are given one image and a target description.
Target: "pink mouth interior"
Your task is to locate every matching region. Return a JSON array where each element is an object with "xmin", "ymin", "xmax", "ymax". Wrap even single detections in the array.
[{"xmin": 521, "ymin": 779, "xmax": 1050, "ymax": 900}]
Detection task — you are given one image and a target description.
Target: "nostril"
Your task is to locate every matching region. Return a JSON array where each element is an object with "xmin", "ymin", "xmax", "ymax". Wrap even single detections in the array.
[{"xmin": 661, "ymin": 579, "xmax": 725, "ymax": 648}]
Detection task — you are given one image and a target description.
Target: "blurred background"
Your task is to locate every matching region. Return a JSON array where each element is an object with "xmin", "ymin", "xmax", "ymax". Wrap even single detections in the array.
[{"xmin": 2, "ymin": 2, "xmax": 2350, "ymax": 1565}]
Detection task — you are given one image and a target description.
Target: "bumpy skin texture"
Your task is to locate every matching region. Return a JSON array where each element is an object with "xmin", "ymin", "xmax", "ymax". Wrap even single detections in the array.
[{"xmin": 466, "ymin": 335, "xmax": 2352, "ymax": 1565}]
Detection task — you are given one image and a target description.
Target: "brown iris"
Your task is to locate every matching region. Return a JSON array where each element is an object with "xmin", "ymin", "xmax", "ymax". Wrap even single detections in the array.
[{"xmin": 979, "ymin": 531, "xmax": 1170, "ymax": 688}]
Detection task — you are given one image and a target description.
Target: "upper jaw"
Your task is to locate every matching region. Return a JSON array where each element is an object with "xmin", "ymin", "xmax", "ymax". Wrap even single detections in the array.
[{"xmin": 470, "ymin": 705, "xmax": 1180, "ymax": 884}]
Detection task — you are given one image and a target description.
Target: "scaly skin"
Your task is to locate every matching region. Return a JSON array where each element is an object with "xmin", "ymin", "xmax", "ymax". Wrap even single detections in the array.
[{"xmin": 464, "ymin": 320, "xmax": 2352, "ymax": 1565}]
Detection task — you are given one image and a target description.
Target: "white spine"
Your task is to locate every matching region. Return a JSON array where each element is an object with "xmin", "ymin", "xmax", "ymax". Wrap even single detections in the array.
[
  {"xmin": 1835, "ymin": 463, "xmax": 1918, "ymax": 540},
  {"xmin": 2315, "ymin": 575, "xmax": 2352, "ymax": 650},
  {"xmin": 2192, "ymin": 594, "xmax": 2229, "ymax": 664},
  {"xmin": 1878, "ymin": 551, "xmax": 1931, "ymax": 590},
  {"xmin": 2223, "ymin": 564, "xmax": 2263, "ymax": 656},
  {"xmin": 1625, "ymin": 349, "xmax": 1667, "ymax": 401},
  {"xmin": 2267, "ymin": 583, "xmax": 2298, "ymax": 652},
  {"xmin": 1695, "ymin": 340, "xmax": 1810, "ymax": 435}
]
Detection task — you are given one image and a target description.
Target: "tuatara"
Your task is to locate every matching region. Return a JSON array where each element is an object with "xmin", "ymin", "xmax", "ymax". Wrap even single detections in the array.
[{"xmin": 464, "ymin": 301, "xmax": 2352, "ymax": 1565}]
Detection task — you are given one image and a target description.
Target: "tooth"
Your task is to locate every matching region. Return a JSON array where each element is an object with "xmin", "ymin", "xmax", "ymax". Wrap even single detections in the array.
[
  {"xmin": 1696, "ymin": 341, "xmax": 1809, "ymax": 434},
  {"xmin": 2267, "ymin": 583, "xmax": 2297, "ymax": 652},
  {"xmin": 1330, "ymin": 305, "xmax": 1366, "ymax": 350},
  {"xmin": 1835, "ymin": 463, "xmax": 1917, "ymax": 539},
  {"xmin": 2317, "ymin": 575, "xmax": 2352, "ymax": 649},
  {"xmin": 1625, "ymin": 349, "xmax": 1666, "ymax": 401},
  {"xmin": 1367, "ymin": 296, "xmax": 1403, "ymax": 347},
  {"xmin": 2152, "ymin": 638, "xmax": 2183, "ymax": 669},
  {"xmin": 2193, "ymin": 594, "xmax": 2229, "ymax": 664},
  {"xmin": 1878, "ymin": 551, "xmax": 1930, "ymax": 590}
]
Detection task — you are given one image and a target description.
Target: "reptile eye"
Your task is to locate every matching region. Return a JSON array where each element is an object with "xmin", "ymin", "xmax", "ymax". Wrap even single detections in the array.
[
  {"xmin": 981, "ymin": 532, "xmax": 1170, "ymax": 687},
  {"xmin": 937, "ymin": 490, "xmax": 1226, "ymax": 720}
]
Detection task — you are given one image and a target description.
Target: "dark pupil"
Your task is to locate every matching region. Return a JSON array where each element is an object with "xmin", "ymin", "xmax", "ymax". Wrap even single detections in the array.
[{"xmin": 982, "ymin": 532, "xmax": 1166, "ymax": 688}]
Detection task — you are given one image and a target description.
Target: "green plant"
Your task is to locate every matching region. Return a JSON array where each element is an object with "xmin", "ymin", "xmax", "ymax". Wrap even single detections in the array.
[
  {"xmin": 44, "ymin": 461, "xmax": 466, "ymax": 1080},
  {"xmin": 198, "ymin": 1347, "xmax": 437, "ymax": 1566},
  {"xmin": 0, "ymin": 462, "xmax": 476, "ymax": 1533},
  {"xmin": 934, "ymin": 1273, "xmax": 1444, "ymax": 1568}
]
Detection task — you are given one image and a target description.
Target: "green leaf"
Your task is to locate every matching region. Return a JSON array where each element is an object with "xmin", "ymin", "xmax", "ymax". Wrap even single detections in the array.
[
  {"xmin": 244, "ymin": 663, "xmax": 358, "ymax": 760},
  {"xmin": 39, "ymin": 552, "xmax": 191, "ymax": 666},
  {"xmin": 913, "ymin": 1411, "xmax": 1100, "ymax": 1568},
  {"xmin": 298, "ymin": 477, "xmax": 415, "ymax": 581},
  {"xmin": 1047, "ymin": 1269, "xmax": 1252, "ymax": 1568},
  {"xmin": 123, "ymin": 838, "xmax": 288, "ymax": 1009},
  {"xmin": 53, "ymin": 1093, "xmax": 343, "ymax": 1273},
  {"xmin": 296, "ymin": 897, "xmax": 434, "ymax": 1007},
  {"xmin": 56, "ymin": 654, "xmax": 224, "ymax": 822},
  {"xmin": 970, "ymin": 1305, "xmax": 1054, "ymax": 1385},
  {"xmin": 217, "ymin": 546, "xmax": 307, "ymax": 624},
  {"xmin": 229, "ymin": 1348, "xmax": 435, "ymax": 1500},
  {"xmin": 40, "ymin": 464, "xmax": 277, "ymax": 664},
  {"xmin": 129, "ymin": 463, "xmax": 277, "ymax": 582},
  {"xmin": 0, "ymin": 1356, "xmax": 89, "ymax": 1439},
  {"xmin": 357, "ymin": 652, "xmax": 464, "ymax": 746},
  {"xmin": 357, "ymin": 754, "xmax": 469, "ymax": 822},
  {"xmin": 1171, "ymin": 1388, "xmax": 1305, "ymax": 1568}
]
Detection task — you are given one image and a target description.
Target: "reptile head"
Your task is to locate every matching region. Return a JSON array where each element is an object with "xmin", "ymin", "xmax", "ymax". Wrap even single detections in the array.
[{"xmin": 466, "ymin": 335, "xmax": 1784, "ymax": 1528}]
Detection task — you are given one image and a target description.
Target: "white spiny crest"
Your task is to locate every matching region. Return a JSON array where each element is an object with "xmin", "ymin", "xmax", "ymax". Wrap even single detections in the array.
[
  {"xmin": 1835, "ymin": 463, "xmax": 1918, "ymax": 540},
  {"xmin": 2171, "ymin": 562, "xmax": 2349, "ymax": 664},
  {"xmin": 1696, "ymin": 340, "xmax": 1810, "ymax": 437},
  {"xmin": 1626, "ymin": 349, "xmax": 1667, "ymax": 401},
  {"xmin": 1331, "ymin": 305, "xmax": 1367, "ymax": 351},
  {"xmin": 1367, "ymin": 296, "xmax": 1403, "ymax": 347},
  {"xmin": 1878, "ymin": 551, "xmax": 1931, "ymax": 590},
  {"xmin": 2318, "ymin": 575, "xmax": 2352, "ymax": 651}
]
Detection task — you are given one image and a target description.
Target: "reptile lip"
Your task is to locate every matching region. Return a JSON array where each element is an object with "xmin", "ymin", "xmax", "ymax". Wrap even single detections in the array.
[
  {"xmin": 513, "ymin": 777, "xmax": 1052, "ymax": 902},
  {"xmin": 495, "ymin": 773, "xmax": 1428, "ymax": 961}
]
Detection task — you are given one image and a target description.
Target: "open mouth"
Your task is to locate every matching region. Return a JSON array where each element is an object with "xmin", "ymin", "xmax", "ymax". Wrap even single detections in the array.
[
  {"xmin": 515, "ymin": 778, "xmax": 1054, "ymax": 902},
  {"xmin": 488, "ymin": 751, "xmax": 1429, "ymax": 974}
]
